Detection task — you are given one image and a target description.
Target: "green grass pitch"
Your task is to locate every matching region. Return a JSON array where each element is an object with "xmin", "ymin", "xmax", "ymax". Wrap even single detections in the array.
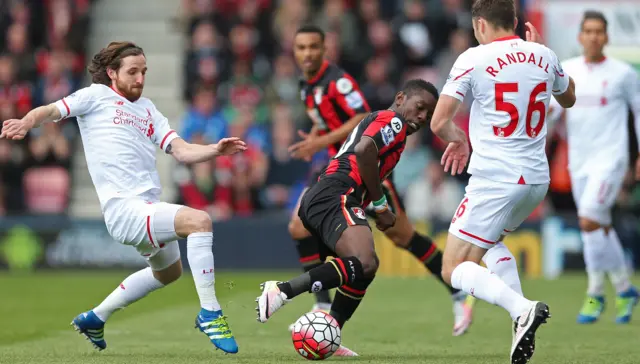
[{"xmin": 1, "ymin": 271, "xmax": 639, "ymax": 363}]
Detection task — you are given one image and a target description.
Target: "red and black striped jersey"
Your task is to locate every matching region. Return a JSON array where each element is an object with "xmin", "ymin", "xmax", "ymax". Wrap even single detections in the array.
[
  {"xmin": 300, "ymin": 60, "xmax": 371, "ymax": 157},
  {"xmin": 320, "ymin": 110, "xmax": 408, "ymax": 207}
]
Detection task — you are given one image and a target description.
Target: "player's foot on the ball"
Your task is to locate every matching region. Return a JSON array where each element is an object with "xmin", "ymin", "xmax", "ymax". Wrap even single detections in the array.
[
  {"xmin": 195, "ymin": 308, "xmax": 238, "ymax": 354},
  {"xmin": 70, "ymin": 310, "xmax": 106, "ymax": 351},
  {"xmin": 452, "ymin": 292, "xmax": 473, "ymax": 337},
  {"xmin": 288, "ymin": 303, "xmax": 332, "ymax": 332},
  {"xmin": 615, "ymin": 286, "xmax": 639, "ymax": 324},
  {"xmin": 577, "ymin": 295, "xmax": 605, "ymax": 324},
  {"xmin": 510, "ymin": 301, "xmax": 550, "ymax": 364},
  {"xmin": 256, "ymin": 281, "xmax": 290, "ymax": 323},
  {"xmin": 334, "ymin": 344, "xmax": 359, "ymax": 357}
]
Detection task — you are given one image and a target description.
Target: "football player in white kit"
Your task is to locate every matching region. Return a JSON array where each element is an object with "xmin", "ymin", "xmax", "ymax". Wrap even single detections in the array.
[
  {"xmin": 548, "ymin": 11, "xmax": 640, "ymax": 324},
  {"xmin": 0, "ymin": 42, "xmax": 245, "ymax": 354},
  {"xmin": 429, "ymin": 0, "xmax": 576, "ymax": 363}
]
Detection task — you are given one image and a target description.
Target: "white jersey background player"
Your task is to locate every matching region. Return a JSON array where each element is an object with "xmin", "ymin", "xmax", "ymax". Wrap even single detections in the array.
[
  {"xmin": 429, "ymin": 0, "xmax": 576, "ymax": 363},
  {"xmin": 0, "ymin": 41, "xmax": 245, "ymax": 354},
  {"xmin": 548, "ymin": 11, "xmax": 640, "ymax": 325}
]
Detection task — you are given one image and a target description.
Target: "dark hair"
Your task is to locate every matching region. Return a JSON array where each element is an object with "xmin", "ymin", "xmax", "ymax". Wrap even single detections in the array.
[
  {"xmin": 87, "ymin": 41, "xmax": 145, "ymax": 85},
  {"xmin": 295, "ymin": 24, "xmax": 325, "ymax": 42},
  {"xmin": 581, "ymin": 10, "xmax": 608, "ymax": 32},
  {"xmin": 402, "ymin": 79, "xmax": 439, "ymax": 100},
  {"xmin": 471, "ymin": 0, "xmax": 515, "ymax": 31}
]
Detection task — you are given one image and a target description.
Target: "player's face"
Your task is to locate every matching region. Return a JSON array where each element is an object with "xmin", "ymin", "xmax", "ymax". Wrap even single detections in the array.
[
  {"xmin": 112, "ymin": 54, "xmax": 147, "ymax": 102},
  {"xmin": 294, "ymin": 33, "xmax": 325, "ymax": 77},
  {"xmin": 399, "ymin": 90, "xmax": 437, "ymax": 135},
  {"xmin": 579, "ymin": 19, "xmax": 607, "ymax": 59}
]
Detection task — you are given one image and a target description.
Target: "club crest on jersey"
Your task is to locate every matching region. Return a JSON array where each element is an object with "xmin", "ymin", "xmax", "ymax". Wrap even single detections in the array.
[
  {"xmin": 390, "ymin": 117, "xmax": 403, "ymax": 133},
  {"xmin": 351, "ymin": 207, "xmax": 366, "ymax": 220},
  {"xmin": 314, "ymin": 87, "xmax": 323, "ymax": 104},
  {"xmin": 381, "ymin": 125, "xmax": 395, "ymax": 146},
  {"xmin": 336, "ymin": 77, "xmax": 353, "ymax": 94}
]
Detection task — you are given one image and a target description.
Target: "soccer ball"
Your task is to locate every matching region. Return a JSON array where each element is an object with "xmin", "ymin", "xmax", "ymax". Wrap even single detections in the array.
[{"xmin": 291, "ymin": 311, "xmax": 341, "ymax": 360}]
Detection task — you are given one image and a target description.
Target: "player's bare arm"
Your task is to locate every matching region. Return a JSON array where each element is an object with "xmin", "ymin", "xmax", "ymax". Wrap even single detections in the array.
[
  {"xmin": 430, "ymin": 95, "xmax": 470, "ymax": 176},
  {"xmin": 355, "ymin": 136, "xmax": 395, "ymax": 231},
  {"xmin": 0, "ymin": 103, "xmax": 61, "ymax": 140},
  {"xmin": 168, "ymin": 137, "xmax": 247, "ymax": 164},
  {"xmin": 553, "ymin": 76, "xmax": 576, "ymax": 108}
]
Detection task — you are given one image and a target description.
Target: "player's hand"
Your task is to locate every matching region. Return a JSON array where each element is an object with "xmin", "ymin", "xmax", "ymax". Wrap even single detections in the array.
[
  {"xmin": 634, "ymin": 156, "xmax": 640, "ymax": 181},
  {"xmin": 525, "ymin": 22, "xmax": 543, "ymax": 44},
  {"xmin": 441, "ymin": 139, "xmax": 470, "ymax": 176},
  {"xmin": 0, "ymin": 119, "xmax": 31, "ymax": 140},
  {"xmin": 375, "ymin": 209, "xmax": 396, "ymax": 232},
  {"xmin": 289, "ymin": 130, "xmax": 321, "ymax": 162},
  {"xmin": 213, "ymin": 137, "xmax": 247, "ymax": 156}
]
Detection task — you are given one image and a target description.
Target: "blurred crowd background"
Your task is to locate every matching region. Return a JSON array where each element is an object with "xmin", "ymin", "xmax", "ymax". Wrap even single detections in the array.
[{"xmin": 0, "ymin": 0, "xmax": 639, "ymax": 238}]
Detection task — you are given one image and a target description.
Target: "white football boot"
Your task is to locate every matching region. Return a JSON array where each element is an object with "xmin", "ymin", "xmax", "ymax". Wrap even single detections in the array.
[{"xmin": 256, "ymin": 281, "xmax": 290, "ymax": 323}]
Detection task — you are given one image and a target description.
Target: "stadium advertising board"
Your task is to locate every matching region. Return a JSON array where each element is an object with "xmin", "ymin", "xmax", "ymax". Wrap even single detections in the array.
[{"xmin": 0, "ymin": 215, "xmax": 634, "ymax": 277}]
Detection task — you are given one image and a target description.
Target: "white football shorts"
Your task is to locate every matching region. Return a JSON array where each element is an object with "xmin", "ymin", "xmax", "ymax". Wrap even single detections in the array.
[
  {"xmin": 570, "ymin": 164, "xmax": 626, "ymax": 226},
  {"xmin": 103, "ymin": 194, "xmax": 183, "ymax": 270},
  {"xmin": 449, "ymin": 175, "xmax": 548, "ymax": 249}
]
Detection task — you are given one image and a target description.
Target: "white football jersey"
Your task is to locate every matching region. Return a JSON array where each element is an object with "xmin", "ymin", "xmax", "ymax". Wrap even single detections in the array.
[
  {"xmin": 442, "ymin": 36, "xmax": 569, "ymax": 184},
  {"xmin": 53, "ymin": 84, "xmax": 180, "ymax": 209},
  {"xmin": 550, "ymin": 57, "xmax": 640, "ymax": 177}
]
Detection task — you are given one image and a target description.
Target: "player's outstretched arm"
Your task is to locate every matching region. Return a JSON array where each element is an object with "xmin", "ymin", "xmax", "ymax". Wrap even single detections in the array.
[
  {"xmin": 168, "ymin": 137, "xmax": 247, "ymax": 164},
  {"xmin": 0, "ymin": 104, "xmax": 61, "ymax": 140}
]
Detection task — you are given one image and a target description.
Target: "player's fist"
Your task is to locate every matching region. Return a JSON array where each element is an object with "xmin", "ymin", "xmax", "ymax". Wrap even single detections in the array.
[
  {"xmin": 213, "ymin": 137, "xmax": 247, "ymax": 156},
  {"xmin": 0, "ymin": 119, "xmax": 30, "ymax": 140},
  {"xmin": 525, "ymin": 22, "xmax": 543, "ymax": 44},
  {"xmin": 375, "ymin": 209, "xmax": 396, "ymax": 232}
]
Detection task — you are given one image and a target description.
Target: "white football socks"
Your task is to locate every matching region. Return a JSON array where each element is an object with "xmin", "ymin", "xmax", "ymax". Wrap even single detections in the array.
[
  {"xmin": 451, "ymin": 261, "xmax": 532, "ymax": 321},
  {"xmin": 581, "ymin": 229, "xmax": 608, "ymax": 296},
  {"xmin": 483, "ymin": 242, "xmax": 523, "ymax": 295},
  {"xmin": 606, "ymin": 229, "xmax": 631, "ymax": 294},
  {"xmin": 93, "ymin": 267, "xmax": 164, "ymax": 321},
  {"xmin": 187, "ymin": 232, "xmax": 221, "ymax": 312}
]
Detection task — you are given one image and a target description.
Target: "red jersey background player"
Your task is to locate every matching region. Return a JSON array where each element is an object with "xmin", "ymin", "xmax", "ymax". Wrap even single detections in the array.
[
  {"xmin": 256, "ymin": 80, "xmax": 438, "ymax": 348},
  {"xmin": 285, "ymin": 25, "xmax": 473, "ymax": 339}
]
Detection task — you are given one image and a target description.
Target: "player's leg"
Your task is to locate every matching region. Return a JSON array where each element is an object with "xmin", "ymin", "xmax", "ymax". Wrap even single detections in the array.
[
  {"xmin": 442, "ymin": 177, "xmax": 550, "ymax": 363},
  {"xmin": 173, "ymin": 205, "xmax": 238, "ymax": 353},
  {"xmin": 377, "ymin": 179, "xmax": 472, "ymax": 336},
  {"xmin": 288, "ymin": 186, "xmax": 332, "ymax": 312},
  {"xmin": 72, "ymin": 199, "xmax": 184, "ymax": 351},
  {"xmin": 575, "ymin": 172, "xmax": 638, "ymax": 324},
  {"xmin": 257, "ymin": 182, "xmax": 376, "ymax": 323}
]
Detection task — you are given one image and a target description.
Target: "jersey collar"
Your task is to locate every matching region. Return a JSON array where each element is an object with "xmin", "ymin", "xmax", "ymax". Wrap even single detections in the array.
[
  {"xmin": 306, "ymin": 60, "xmax": 330, "ymax": 85},
  {"xmin": 492, "ymin": 35, "xmax": 521, "ymax": 43}
]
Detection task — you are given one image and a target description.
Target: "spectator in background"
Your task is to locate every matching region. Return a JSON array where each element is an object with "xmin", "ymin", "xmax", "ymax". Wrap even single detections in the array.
[
  {"xmin": 361, "ymin": 56, "xmax": 396, "ymax": 111},
  {"xmin": 257, "ymin": 104, "xmax": 309, "ymax": 209},
  {"xmin": 181, "ymin": 84, "xmax": 228, "ymax": 145},
  {"xmin": 315, "ymin": 0, "xmax": 359, "ymax": 71},
  {"xmin": 393, "ymin": 0, "xmax": 442, "ymax": 69},
  {"xmin": 184, "ymin": 21, "xmax": 224, "ymax": 101},
  {"xmin": 6, "ymin": 22, "xmax": 37, "ymax": 82},
  {"xmin": 435, "ymin": 28, "xmax": 470, "ymax": 89},
  {"xmin": 264, "ymin": 53, "xmax": 305, "ymax": 125},
  {"xmin": 405, "ymin": 159, "xmax": 465, "ymax": 224},
  {"xmin": 219, "ymin": 60, "xmax": 269, "ymax": 124},
  {"xmin": 0, "ymin": 55, "xmax": 31, "ymax": 117}
]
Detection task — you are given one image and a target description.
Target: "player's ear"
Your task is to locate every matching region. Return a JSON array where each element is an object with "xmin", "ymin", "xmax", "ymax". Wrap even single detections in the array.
[
  {"xmin": 394, "ymin": 91, "xmax": 405, "ymax": 107},
  {"xmin": 513, "ymin": 16, "xmax": 518, "ymax": 31},
  {"xmin": 107, "ymin": 67, "xmax": 117, "ymax": 81}
]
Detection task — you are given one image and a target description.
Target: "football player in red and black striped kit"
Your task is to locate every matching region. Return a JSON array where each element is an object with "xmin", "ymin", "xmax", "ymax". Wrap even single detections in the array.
[
  {"xmin": 281, "ymin": 25, "xmax": 473, "ymax": 340},
  {"xmin": 257, "ymin": 80, "xmax": 443, "ymax": 348}
]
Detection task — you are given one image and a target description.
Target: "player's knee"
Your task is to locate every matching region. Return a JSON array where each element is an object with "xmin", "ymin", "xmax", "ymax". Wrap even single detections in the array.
[
  {"xmin": 579, "ymin": 217, "xmax": 601, "ymax": 232},
  {"xmin": 152, "ymin": 260, "xmax": 183, "ymax": 285},
  {"xmin": 288, "ymin": 217, "xmax": 309, "ymax": 240},
  {"xmin": 441, "ymin": 262, "xmax": 456, "ymax": 286},
  {"xmin": 190, "ymin": 210, "xmax": 213, "ymax": 233},
  {"xmin": 358, "ymin": 253, "xmax": 379, "ymax": 279}
]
